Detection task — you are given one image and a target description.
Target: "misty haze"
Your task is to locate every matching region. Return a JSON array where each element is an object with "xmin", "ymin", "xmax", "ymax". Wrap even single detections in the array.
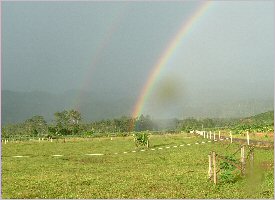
[
  {"xmin": 1, "ymin": 1, "xmax": 274, "ymax": 199},
  {"xmin": 2, "ymin": 1, "xmax": 273, "ymax": 124}
]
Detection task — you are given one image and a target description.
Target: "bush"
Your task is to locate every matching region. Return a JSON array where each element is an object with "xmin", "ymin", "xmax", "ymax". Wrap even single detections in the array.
[
  {"xmin": 219, "ymin": 155, "xmax": 239, "ymax": 183},
  {"xmin": 133, "ymin": 132, "xmax": 150, "ymax": 147}
]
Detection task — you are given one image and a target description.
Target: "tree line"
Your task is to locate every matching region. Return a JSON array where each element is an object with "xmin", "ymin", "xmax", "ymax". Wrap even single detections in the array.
[
  {"xmin": 2, "ymin": 110, "xmax": 156, "ymax": 139},
  {"xmin": 2, "ymin": 109, "xmax": 273, "ymax": 139}
]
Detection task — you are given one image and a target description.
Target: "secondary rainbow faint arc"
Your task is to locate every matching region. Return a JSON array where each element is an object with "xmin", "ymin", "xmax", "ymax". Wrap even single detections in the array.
[
  {"xmin": 74, "ymin": 5, "xmax": 128, "ymax": 110},
  {"xmin": 131, "ymin": 1, "xmax": 211, "ymax": 119}
]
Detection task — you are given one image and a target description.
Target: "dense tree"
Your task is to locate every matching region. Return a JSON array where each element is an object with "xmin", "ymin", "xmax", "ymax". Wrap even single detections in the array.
[
  {"xmin": 68, "ymin": 109, "xmax": 81, "ymax": 134},
  {"xmin": 54, "ymin": 109, "xmax": 82, "ymax": 135},
  {"xmin": 24, "ymin": 115, "xmax": 48, "ymax": 136},
  {"xmin": 135, "ymin": 114, "xmax": 154, "ymax": 131},
  {"xmin": 202, "ymin": 118, "xmax": 215, "ymax": 129},
  {"xmin": 117, "ymin": 116, "xmax": 132, "ymax": 132}
]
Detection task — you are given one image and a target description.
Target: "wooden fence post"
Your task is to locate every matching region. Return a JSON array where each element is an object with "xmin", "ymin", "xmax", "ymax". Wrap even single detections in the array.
[
  {"xmin": 208, "ymin": 152, "xmax": 213, "ymax": 179},
  {"xmin": 214, "ymin": 132, "xmax": 216, "ymax": 141},
  {"xmin": 240, "ymin": 146, "xmax": 245, "ymax": 175},
  {"xmin": 219, "ymin": 131, "xmax": 221, "ymax": 140},
  {"xmin": 247, "ymin": 131, "xmax": 250, "ymax": 145},
  {"xmin": 213, "ymin": 151, "xmax": 217, "ymax": 184},
  {"xmin": 210, "ymin": 131, "xmax": 212, "ymax": 140},
  {"xmin": 207, "ymin": 132, "xmax": 209, "ymax": 139},
  {"xmin": 250, "ymin": 149, "xmax": 254, "ymax": 173},
  {"xmin": 230, "ymin": 131, "xmax": 232, "ymax": 143}
]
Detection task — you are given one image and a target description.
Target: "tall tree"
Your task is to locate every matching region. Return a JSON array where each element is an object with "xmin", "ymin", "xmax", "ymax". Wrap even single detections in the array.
[
  {"xmin": 24, "ymin": 115, "xmax": 48, "ymax": 136},
  {"xmin": 68, "ymin": 109, "xmax": 81, "ymax": 125},
  {"xmin": 68, "ymin": 109, "xmax": 82, "ymax": 134},
  {"xmin": 54, "ymin": 109, "xmax": 82, "ymax": 135},
  {"xmin": 135, "ymin": 114, "xmax": 154, "ymax": 131}
]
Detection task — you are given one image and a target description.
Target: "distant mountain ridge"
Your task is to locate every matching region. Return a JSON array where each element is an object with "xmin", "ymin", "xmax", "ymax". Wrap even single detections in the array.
[
  {"xmin": 241, "ymin": 110, "xmax": 274, "ymax": 124},
  {"xmin": 1, "ymin": 90, "xmax": 274, "ymax": 125},
  {"xmin": 1, "ymin": 90, "xmax": 135, "ymax": 125}
]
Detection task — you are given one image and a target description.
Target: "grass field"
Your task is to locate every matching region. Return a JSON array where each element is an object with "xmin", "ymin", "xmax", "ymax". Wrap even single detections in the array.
[{"xmin": 2, "ymin": 133, "xmax": 274, "ymax": 199}]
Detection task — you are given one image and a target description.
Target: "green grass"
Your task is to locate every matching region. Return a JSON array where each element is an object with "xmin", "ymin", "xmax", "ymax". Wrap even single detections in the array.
[{"xmin": 2, "ymin": 133, "xmax": 274, "ymax": 199}]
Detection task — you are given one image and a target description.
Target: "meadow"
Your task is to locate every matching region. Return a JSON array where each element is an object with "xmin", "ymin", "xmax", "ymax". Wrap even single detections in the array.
[{"xmin": 2, "ymin": 133, "xmax": 274, "ymax": 199}]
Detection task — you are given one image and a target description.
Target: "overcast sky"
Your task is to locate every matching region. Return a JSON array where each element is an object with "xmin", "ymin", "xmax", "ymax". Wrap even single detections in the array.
[{"xmin": 2, "ymin": 1, "xmax": 274, "ymax": 117}]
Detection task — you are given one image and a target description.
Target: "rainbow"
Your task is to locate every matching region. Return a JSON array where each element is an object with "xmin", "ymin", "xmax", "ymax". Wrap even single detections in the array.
[
  {"xmin": 74, "ymin": 6, "xmax": 128, "ymax": 110},
  {"xmin": 131, "ymin": 1, "xmax": 211, "ymax": 121}
]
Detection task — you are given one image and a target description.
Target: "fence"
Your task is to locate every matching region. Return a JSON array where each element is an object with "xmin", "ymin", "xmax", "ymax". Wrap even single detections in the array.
[
  {"xmin": 208, "ymin": 145, "xmax": 255, "ymax": 184},
  {"xmin": 193, "ymin": 130, "xmax": 273, "ymax": 148}
]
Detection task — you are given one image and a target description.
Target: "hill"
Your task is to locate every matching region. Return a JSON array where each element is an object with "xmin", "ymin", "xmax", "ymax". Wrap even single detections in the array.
[
  {"xmin": 239, "ymin": 110, "xmax": 274, "ymax": 126},
  {"xmin": 1, "ymin": 90, "xmax": 135, "ymax": 125},
  {"xmin": 1, "ymin": 90, "xmax": 274, "ymax": 125}
]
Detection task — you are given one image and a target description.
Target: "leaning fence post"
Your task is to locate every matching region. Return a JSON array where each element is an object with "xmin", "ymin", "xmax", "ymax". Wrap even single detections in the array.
[
  {"xmin": 241, "ymin": 146, "xmax": 245, "ymax": 174},
  {"xmin": 213, "ymin": 151, "xmax": 217, "ymax": 184},
  {"xmin": 208, "ymin": 152, "xmax": 213, "ymax": 179},
  {"xmin": 247, "ymin": 131, "xmax": 250, "ymax": 145},
  {"xmin": 230, "ymin": 131, "xmax": 232, "ymax": 143},
  {"xmin": 250, "ymin": 149, "xmax": 254, "ymax": 173}
]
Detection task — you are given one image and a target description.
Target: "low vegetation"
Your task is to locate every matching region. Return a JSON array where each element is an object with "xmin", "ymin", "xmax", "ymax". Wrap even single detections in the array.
[
  {"xmin": 2, "ymin": 110, "xmax": 273, "ymax": 198},
  {"xmin": 2, "ymin": 133, "xmax": 274, "ymax": 198},
  {"xmin": 2, "ymin": 110, "xmax": 274, "ymax": 140}
]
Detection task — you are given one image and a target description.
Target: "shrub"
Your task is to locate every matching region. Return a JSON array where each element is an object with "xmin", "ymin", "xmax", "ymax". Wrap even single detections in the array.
[
  {"xmin": 133, "ymin": 132, "xmax": 150, "ymax": 148},
  {"xmin": 219, "ymin": 155, "xmax": 239, "ymax": 183}
]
